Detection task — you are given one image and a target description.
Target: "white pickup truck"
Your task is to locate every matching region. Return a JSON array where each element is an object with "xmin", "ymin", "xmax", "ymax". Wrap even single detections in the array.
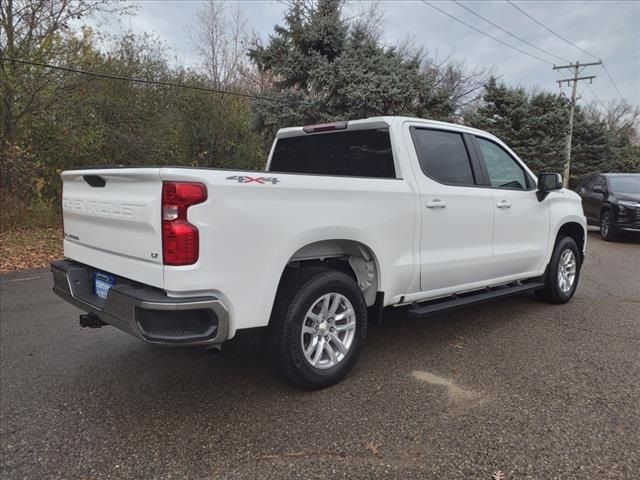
[{"xmin": 52, "ymin": 116, "xmax": 587, "ymax": 388}]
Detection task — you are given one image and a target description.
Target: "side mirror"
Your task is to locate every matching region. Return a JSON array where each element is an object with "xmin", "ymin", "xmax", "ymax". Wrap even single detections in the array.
[
  {"xmin": 592, "ymin": 185, "xmax": 605, "ymax": 194},
  {"xmin": 537, "ymin": 173, "xmax": 563, "ymax": 201}
]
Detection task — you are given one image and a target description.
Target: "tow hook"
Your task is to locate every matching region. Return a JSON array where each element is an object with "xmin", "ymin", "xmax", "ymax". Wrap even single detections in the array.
[{"xmin": 79, "ymin": 313, "xmax": 108, "ymax": 328}]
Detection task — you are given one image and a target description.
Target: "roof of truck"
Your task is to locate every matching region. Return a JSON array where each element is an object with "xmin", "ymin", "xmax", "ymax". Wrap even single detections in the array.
[{"xmin": 276, "ymin": 116, "xmax": 497, "ymax": 140}]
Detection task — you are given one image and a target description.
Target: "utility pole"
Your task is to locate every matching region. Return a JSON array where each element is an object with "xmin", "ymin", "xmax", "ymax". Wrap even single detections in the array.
[{"xmin": 553, "ymin": 60, "xmax": 601, "ymax": 187}]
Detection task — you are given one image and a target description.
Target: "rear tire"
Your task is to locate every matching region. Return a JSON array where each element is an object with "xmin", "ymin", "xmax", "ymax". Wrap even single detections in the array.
[
  {"xmin": 600, "ymin": 210, "xmax": 617, "ymax": 241},
  {"xmin": 535, "ymin": 236, "xmax": 581, "ymax": 304},
  {"xmin": 268, "ymin": 267, "xmax": 368, "ymax": 389}
]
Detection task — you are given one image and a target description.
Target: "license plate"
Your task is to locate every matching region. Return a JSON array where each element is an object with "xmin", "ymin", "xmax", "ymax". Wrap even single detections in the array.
[{"xmin": 94, "ymin": 272, "xmax": 115, "ymax": 300}]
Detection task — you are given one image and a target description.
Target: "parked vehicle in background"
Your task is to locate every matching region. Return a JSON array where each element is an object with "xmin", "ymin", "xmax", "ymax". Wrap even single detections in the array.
[
  {"xmin": 577, "ymin": 173, "xmax": 640, "ymax": 241},
  {"xmin": 52, "ymin": 116, "xmax": 587, "ymax": 389}
]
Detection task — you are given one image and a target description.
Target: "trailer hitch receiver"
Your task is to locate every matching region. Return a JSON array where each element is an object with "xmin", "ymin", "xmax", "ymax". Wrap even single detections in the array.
[{"xmin": 79, "ymin": 313, "xmax": 108, "ymax": 328}]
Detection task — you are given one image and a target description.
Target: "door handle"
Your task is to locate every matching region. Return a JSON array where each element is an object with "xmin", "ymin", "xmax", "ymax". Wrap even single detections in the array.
[
  {"xmin": 496, "ymin": 200, "xmax": 512, "ymax": 209},
  {"xmin": 426, "ymin": 199, "xmax": 447, "ymax": 209}
]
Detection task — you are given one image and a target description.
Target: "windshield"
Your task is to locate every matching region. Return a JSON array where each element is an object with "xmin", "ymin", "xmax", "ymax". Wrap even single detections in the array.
[{"xmin": 608, "ymin": 175, "xmax": 640, "ymax": 194}]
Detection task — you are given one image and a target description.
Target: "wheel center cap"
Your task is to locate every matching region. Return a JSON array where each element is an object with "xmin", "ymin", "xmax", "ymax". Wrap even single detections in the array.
[{"xmin": 318, "ymin": 321, "xmax": 329, "ymax": 335}]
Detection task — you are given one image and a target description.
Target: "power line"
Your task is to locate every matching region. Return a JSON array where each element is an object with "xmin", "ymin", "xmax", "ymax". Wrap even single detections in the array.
[
  {"xmin": 553, "ymin": 61, "xmax": 602, "ymax": 187},
  {"xmin": 451, "ymin": 0, "xmax": 570, "ymax": 64},
  {"xmin": 419, "ymin": 0, "xmax": 555, "ymax": 66},
  {"xmin": 585, "ymin": 84, "xmax": 604, "ymax": 106},
  {"xmin": 577, "ymin": 66, "xmax": 605, "ymax": 106},
  {"xmin": 585, "ymin": 64, "xmax": 605, "ymax": 104},
  {"xmin": 505, "ymin": 0, "xmax": 599, "ymax": 60},
  {"xmin": 602, "ymin": 64, "xmax": 625, "ymax": 102},
  {"xmin": 0, "ymin": 56, "xmax": 307, "ymax": 106},
  {"xmin": 553, "ymin": 69, "xmax": 572, "ymax": 89},
  {"xmin": 506, "ymin": 1, "xmax": 627, "ymax": 102},
  {"xmin": 577, "ymin": 84, "xmax": 587, "ymax": 100}
]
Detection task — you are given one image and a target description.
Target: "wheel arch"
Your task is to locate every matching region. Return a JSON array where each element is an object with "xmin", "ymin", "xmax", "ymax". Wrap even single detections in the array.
[
  {"xmin": 600, "ymin": 202, "xmax": 614, "ymax": 216},
  {"xmin": 278, "ymin": 239, "xmax": 381, "ymax": 307},
  {"xmin": 556, "ymin": 221, "xmax": 586, "ymax": 261}
]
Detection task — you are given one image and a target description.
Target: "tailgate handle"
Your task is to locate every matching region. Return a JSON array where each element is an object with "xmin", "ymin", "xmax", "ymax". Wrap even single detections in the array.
[{"xmin": 83, "ymin": 175, "xmax": 106, "ymax": 187}]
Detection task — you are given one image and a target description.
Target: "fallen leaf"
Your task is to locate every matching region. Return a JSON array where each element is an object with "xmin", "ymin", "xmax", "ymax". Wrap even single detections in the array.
[
  {"xmin": 258, "ymin": 454, "xmax": 279, "ymax": 460},
  {"xmin": 0, "ymin": 226, "xmax": 63, "ymax": 273},
  {"xmin": 284, "ymin": 451, "xmax": 305, "ymax": 457},
  {"xmin": 363, "ymin": 441, "xmax": 382, "ymax": 457}
]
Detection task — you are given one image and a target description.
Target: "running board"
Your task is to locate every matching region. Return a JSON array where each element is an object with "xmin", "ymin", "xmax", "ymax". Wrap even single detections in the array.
[{"xmin": 407, "ymin": 282, "xmax": 544, "ymax": 319}]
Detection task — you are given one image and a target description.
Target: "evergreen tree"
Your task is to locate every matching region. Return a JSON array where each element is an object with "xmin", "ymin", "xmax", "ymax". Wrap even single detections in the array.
[
  {"xmin": 572, "ymin": 106, "xmax": 611, "ymax": 178},
  {"xmin": 465, "ymin": 78, "xmax": 637, "ymax": 179},
  {"xmin": 248, "ymin": 0, "xmax": 457, "ymax": 141},
  {"xmin": 465, "ymin": 77, "xmax": 531, "ymax": 155},
  {"xmin": 523, "ymin": 91, "xmax": 568, "ymax": 173}
]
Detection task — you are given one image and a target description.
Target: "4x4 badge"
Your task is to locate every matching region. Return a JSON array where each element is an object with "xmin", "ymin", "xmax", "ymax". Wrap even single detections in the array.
[{"xmin": 226, "ymin": 175, "xmax": 280, "ymax": 185}]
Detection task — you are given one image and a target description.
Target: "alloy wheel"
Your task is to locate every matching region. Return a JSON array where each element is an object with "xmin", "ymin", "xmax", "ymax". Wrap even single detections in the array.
[
  {"xmin": 300, "ymin": 293, "xmax": 356, "ymax": 370},
  {"xmin": 557, "ymin": 249, "xmax": 577, "ymax": 293},
  {"xmin": 601, "ymin": 212, "xmax": 610, "ymax": 238}
]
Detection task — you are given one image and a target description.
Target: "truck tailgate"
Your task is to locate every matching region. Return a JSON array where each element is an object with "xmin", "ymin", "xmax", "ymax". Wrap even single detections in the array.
[{"xmin": 61, "ymin": 168, "xmax": 164, "ymax": 288}]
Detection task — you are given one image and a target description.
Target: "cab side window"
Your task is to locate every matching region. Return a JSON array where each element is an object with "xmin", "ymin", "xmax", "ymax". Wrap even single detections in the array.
[
  {"xmin": 411, "ymin": 129, "xmax": 476, "ymax": 186},
  {"xmin": 581, "ymin": 175, "xmax": 596, "ymax": 191},
  {"xmin": 592, "ymin": 176, "xmax": 607, "ymax": 192},
  {"xmin": 475, "ymin": 137, "xmax": 531, "ymax": 190}
]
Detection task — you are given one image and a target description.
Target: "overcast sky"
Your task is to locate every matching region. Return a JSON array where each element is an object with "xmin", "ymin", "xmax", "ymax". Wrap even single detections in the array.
[{"xmin": 103, "ymin": 0, "xmax": 640, "ymax": 106}]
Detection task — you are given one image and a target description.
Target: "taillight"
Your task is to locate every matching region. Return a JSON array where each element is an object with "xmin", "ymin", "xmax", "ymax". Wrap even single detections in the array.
[{"xmin": 162, "ymin": 182, "xmax": 207, "ymax": 265}]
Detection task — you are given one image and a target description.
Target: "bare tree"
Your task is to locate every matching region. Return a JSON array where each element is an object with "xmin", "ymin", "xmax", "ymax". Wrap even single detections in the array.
[
  {"xmin": 419, "ymin": 53, "xmax": 492, "ymax": 115},
  {"xmin": 191, "ymin": 1, "xmax": 249, "ymax": 89},
  {"xmin": 347, "ymin": 0, "xmax": 385, "ymax": 41},
  {"xmin": 442, "ymin": 60, "xmax": 493, "ymax": 110},
  {"xmin": 603, "ymin": 100, "xmax": 640, "ymax": 143},
  {"xmin": 0, "ymin": 0, "xmax": 129, "ymax": 194},
  {"xmin": 584, "ymin": 99, "xmax": 640, "ymax": 145},
  {"xmin": 0, "ymin": 0, "xmax": 126, "ymax": 146},
  {"xmin": 238, "ymin": 33, "xmax": 275, "ymax": 94}
]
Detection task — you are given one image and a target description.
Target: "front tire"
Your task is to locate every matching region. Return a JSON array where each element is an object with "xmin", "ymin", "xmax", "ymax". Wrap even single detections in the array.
[
  {"xmin": 268, "ymin": 267, "xmax": 368, "ymax": 389},
  {"xmin": 600, "ymin": 209, "xmax": 617, "ymax": 241},
  {"xmin": 536, "ymin": 236, "xmax": 581, "ymax": 304}
]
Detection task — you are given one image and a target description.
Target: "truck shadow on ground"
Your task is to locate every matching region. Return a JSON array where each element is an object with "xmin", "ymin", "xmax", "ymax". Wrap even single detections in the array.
[
  {"xmin": 12, "ymin": 286, "xmax": 593, "ymax": 474},
  {"xmin": 64, "ymin": 291, "xmax": 535, "ymax": 418}
]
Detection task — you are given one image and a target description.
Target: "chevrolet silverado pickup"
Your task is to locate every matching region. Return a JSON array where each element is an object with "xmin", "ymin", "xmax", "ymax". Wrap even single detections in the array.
[{"xmin": 52, "ymin": 116, "xmax": 587, "ymax": 388}]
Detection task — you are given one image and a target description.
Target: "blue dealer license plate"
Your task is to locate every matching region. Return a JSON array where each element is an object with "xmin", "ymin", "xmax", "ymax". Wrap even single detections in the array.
[{"xmin": 94, "ymin": 272, "xmax": 115, "ymax": 300}]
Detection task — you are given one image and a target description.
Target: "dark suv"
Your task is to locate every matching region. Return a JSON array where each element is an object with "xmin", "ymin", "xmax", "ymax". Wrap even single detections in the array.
[{"xmin": 577, "ymin": 173, "xmax": 640, "ymax": 241}]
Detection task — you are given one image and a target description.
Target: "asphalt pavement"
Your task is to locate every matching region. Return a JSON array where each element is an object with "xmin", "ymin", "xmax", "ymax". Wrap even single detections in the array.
[{"xmin": 1, "ymin": 231, "xmax": 639, "ymax": 479}]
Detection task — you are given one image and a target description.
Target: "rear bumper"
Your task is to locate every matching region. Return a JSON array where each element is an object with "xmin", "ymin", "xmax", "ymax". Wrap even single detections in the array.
[{"xmin": 51, "ymin": 260, "xmax": 229, "ymax": 346}]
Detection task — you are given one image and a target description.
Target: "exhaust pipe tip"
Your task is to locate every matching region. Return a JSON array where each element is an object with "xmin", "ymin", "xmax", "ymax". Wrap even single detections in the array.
[{"xmin": 205, "ymin": 344, "xmax": 223, "ymax": 355}]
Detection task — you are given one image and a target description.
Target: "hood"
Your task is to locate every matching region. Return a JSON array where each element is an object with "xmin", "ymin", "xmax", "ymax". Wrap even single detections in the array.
[{"xmin": 613, "ymin": 192, "xmax": 640, "ymax": 203}]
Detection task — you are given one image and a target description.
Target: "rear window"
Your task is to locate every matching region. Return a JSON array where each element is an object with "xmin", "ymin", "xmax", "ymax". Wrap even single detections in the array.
[{"xmin": 269, "ymin": 128, "xmax": 396, "ymax": 178}]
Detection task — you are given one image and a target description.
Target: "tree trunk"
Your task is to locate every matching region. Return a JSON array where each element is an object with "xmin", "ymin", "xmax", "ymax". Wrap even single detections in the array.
[{"xmin": 1, "ymin": 0, "xmax": 17, "ymax": 148}]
